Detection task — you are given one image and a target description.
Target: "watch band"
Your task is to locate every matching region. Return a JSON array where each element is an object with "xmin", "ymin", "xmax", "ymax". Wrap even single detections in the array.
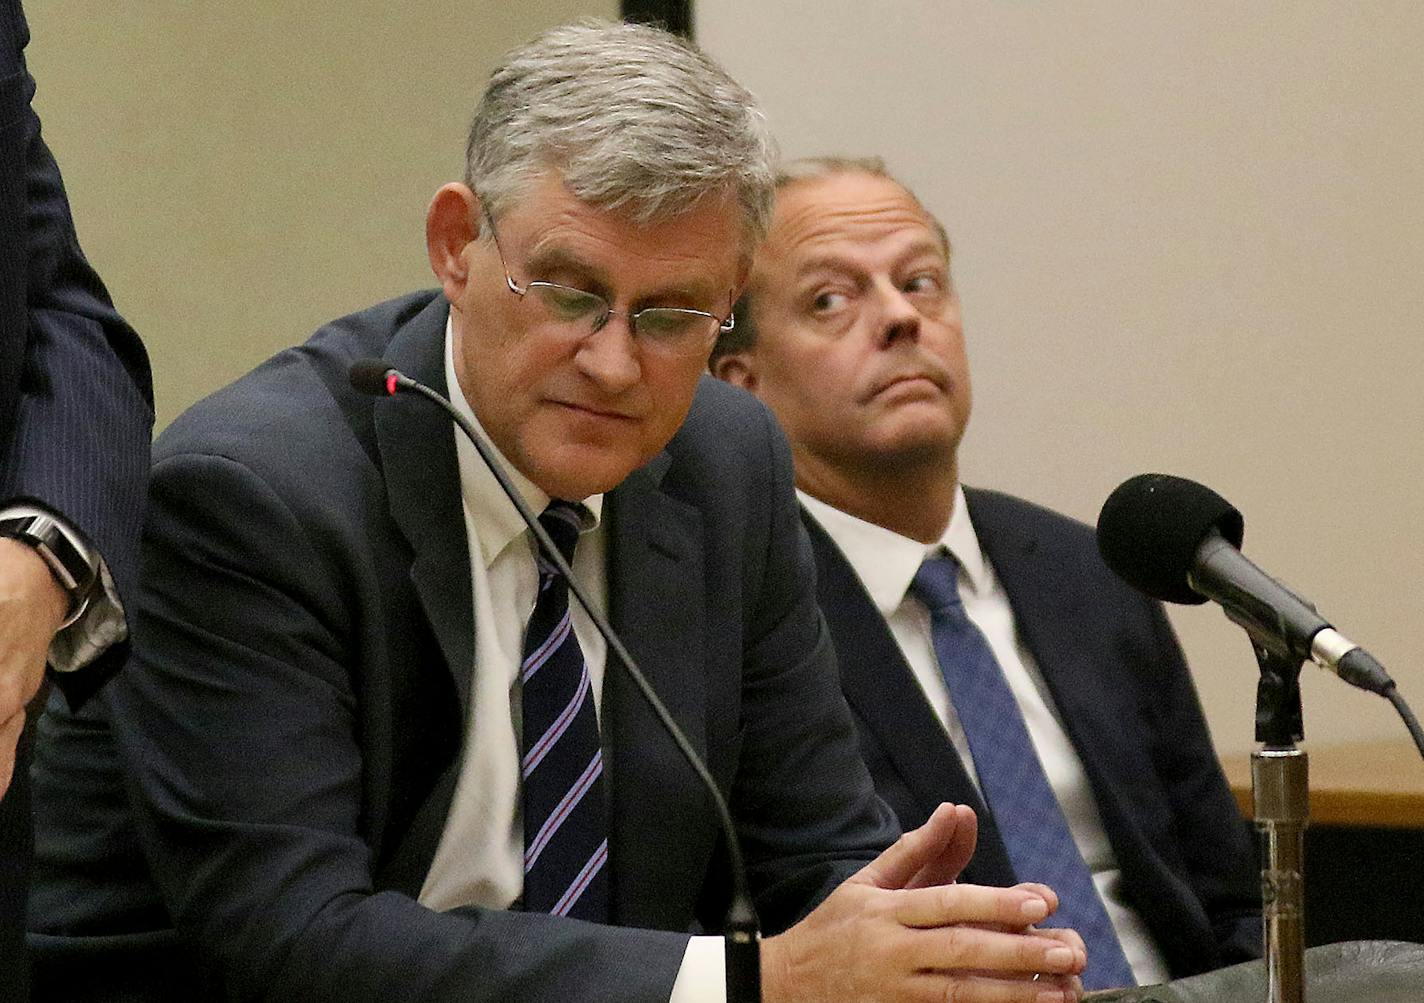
[{"xmin": 0, "ymin": 513, "xmax": 99, "ymax": 628}]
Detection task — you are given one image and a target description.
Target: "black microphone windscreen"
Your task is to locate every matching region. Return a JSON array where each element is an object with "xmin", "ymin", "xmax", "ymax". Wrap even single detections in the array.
[
  {"xmin": 349, "ymin": 359, "xmax": 394, "ymax": 396},
  {"xmin": 1096, "ymin": 473, "xmax": 1245, "ymax": 605}
]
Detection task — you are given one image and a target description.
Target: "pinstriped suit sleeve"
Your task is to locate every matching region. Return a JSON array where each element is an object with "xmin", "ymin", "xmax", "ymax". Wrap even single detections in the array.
[{"xmin": 0, "ymin": 0, "xmax": 153, "ymax": 699}]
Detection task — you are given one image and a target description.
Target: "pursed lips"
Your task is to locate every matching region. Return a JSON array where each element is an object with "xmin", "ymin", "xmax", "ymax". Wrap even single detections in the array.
[
  {"xmin": 862, "ymin": 370, "xmax": 947, "ymax": 402},
  {"xmin": 550, "ymin": 399, "xmax": 640, "ymax": 422}
]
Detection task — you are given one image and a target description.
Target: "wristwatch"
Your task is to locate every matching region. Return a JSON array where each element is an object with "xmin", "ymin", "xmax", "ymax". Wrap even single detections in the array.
[{"xmin": 0, "ymin": 512, "xmax": 100, "ymax": 628}]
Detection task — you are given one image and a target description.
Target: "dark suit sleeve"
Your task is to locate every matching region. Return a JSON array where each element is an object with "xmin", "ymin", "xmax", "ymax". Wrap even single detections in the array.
[
  {"xmin": 1139, "ymin": 601, "xmax": 1261, "ymax": 964},
  {"xmin": 0, "ymin": 0, "xmax": 154, "ymax": 693},
  {"xmin": 680, "ymin": 398, "xmax": 894, "ymax": 934},
  {"xmin": 717, "ymin": 398, "xmax": 899, "ymax": 934},
  {"xmin": 108, "ymin": 451, "xmax": 689, "ymax": 1002}
]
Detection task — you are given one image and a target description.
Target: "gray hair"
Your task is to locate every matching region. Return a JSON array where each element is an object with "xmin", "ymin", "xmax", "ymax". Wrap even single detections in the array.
[
  {"xmin": 711, "ymin": 155, "xmax": 951, "ymax": 365},
  {"xmin": 465, "ymin": 20, "xmax": 776, "ymax": 255}
]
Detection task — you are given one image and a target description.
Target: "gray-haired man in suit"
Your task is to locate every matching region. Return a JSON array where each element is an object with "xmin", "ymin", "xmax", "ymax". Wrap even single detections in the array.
[{"xmin": 31, "ymin": 26, "xmax": 1086, "ymax": 1003}]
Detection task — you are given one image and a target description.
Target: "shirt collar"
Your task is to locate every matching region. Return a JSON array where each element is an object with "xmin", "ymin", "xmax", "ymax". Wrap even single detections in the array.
[
  {"xmin": 943, "ymin": 485, "xmax": 990, "ymax": 597},
  {"xmin": 799, "ymin": 484, "xmax": 988, "ymax": 615},
  {"xmin": 443, "ymin": 318, "xmax": 602, "ymax": 569}
]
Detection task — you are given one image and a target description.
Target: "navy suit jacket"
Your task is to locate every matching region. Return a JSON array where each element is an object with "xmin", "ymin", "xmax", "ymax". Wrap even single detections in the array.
[
  {"xmin": 805, "ymin": 487, "xmax": 1261, "ymax": 980},
  {"xmin": 1, "ymin": 2, "xmax": 152, "ymax": 997},
  {"xmin": 30, "ymin": 291, "xmax": 895, "ymax": 1001}
]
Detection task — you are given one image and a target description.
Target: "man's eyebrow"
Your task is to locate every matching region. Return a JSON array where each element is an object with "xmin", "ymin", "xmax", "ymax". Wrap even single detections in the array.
[
  {"xmin": 526, "ymin": 243, "xmax": 722, "ymax": 306},
  {"xmin": 888, "ymin": 238, "xmax": 952, "ymax": 271},
  {"xmin": 525, "ymin": 245, "xmax": 605, "ymax": 285},
  {"xmin": 792, "ymin": 254, "xmax": 860, "ymax": 280},
  {"xmin": 792, "ymin": 240, "xmax": 948, "ymax": 282},
  {"xmin": 902, "ymin": 238, "xmax": 950, "ymax": 263}
]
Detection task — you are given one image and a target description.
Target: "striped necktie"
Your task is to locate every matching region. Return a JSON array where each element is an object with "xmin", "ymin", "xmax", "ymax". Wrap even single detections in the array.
[
  {"xmin": 519, "ymin": 501, "xmax": 609, "ymax": 921},
  {"xmin": 911, "ymin": 550, "xmax": 1136, "ymax": 990}
]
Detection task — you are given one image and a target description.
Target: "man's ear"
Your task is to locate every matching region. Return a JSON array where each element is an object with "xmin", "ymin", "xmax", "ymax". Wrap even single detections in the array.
[
  {"xmin": 711, "ymin": 351, "xmax": 757, "ymax": 392},
  {"xmin": 426, "ymin": 183, "xmax": 481, "ymax": 308}
]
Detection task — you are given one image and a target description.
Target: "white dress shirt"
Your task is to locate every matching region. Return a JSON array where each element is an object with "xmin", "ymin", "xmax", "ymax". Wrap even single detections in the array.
[
  {"xmin": 800, "ymin": 487, "xmax": 1171, "ymax": 987},
  {"xmin": 418, "ymin": 323, "xmax": 723, "ymax": 1000}
]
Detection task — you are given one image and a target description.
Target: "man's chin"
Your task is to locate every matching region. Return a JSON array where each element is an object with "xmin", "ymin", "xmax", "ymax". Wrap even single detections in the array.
[
  {"xmin": 523, "ymin": 448, "xmax": 645, "ymax": 502},
  {"xmin": 860, "ymin": 423, "xmax": 962, "ymax": 470}
]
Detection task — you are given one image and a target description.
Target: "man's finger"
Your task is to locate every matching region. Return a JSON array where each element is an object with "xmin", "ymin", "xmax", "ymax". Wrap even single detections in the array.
[
  {"xmin": 1013, "ymin": 882, "xmax": 1060, "ymax": 917},
  {"xmin": 894, "ymin": 882, "xmax": 1053, "ymax": 930},
  {"xmin": 904, "ymin": 804, "xmax": 978, "ymax": 889},
  {"xmin": 1034, "ymin": 925, "xmax": 1087, "ymax": 960},
  {"xmin": 857, "ymin": 802, "xmax": 975, "ymax": 890},
  {"xmin": 904, "ymin": 968, "xmax": 1083, "ymax": 1002},
  {"xmin": 904, "ymin": 923, "xmax": 1086, "ymax": 978}
]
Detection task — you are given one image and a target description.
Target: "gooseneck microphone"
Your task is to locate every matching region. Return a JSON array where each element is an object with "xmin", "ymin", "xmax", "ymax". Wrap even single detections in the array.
[
  {"xmin": 1096, "ymin": 473, "xmax": 1422, "ymax": 759},
  {"xmin": 1099, "ymin": 473, "xmax": 1424, "ymax": 1003},
  {"xmin": 349, "ymin": 359, "xmax": 763, "ymax": 1003},
  {"xmin": 1096, "ymin": 472, "xmax": 1394, "ymax": 696}
]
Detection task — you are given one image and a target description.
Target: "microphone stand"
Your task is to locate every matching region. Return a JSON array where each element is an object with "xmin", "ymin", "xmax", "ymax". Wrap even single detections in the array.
[{"xmin": 1250, "ymin": 644, "xmax": 1308, "ymax": 1003}]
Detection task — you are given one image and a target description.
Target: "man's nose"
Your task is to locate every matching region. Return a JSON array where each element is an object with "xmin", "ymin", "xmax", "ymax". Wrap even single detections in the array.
[
  {"xmin": 576, "ymin": 313, "xmax": 642, "ymax": 392},
  {"xmin": 871, "ymin": 281, "xmax": 922, "ymax": 348}
]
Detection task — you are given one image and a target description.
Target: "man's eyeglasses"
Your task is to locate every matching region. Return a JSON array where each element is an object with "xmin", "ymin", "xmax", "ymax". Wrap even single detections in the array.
[{"xmin": 482, "ymin": 206, "xmax": 734, "ymax": 352}]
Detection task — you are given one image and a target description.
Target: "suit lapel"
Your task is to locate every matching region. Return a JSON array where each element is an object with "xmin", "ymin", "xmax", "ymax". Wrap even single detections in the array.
[
  {"xmin": 801, "ymin": 512, "xmax": 1016, "ymax": 884},
  {"xmin": 603, "ymin": 455, "xmax": 714, "ymax": 927},
  {"xmin": 373, "ymin": 296, "xmax": 477, "ymax": 715},
  {"xmin": 963, "ymin": 488, "xmax": 1132, "ymax": 833}
]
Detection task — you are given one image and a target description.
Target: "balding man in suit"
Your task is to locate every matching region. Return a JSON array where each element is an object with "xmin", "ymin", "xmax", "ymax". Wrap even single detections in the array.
[{"xmin": 713, "ymin": 156, "xmax": 1260, "ymax": 992}]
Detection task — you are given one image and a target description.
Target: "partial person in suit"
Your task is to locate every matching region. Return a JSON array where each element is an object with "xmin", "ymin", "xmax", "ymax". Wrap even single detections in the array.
[
  {"xmin": 29, "ymin": 25, "xmax": 1089, "ymax": 1003},
  {"xmin": 0, "ymin": 0, "xmax": 154, "ymax": 998},
  {"xmin": 711, "ymin": 157, "xmax": 1261, "ymax": 991}
]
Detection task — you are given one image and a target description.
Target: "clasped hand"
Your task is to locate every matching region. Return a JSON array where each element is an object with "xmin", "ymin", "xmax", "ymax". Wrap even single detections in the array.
[{"xmin": 762, "ymin": 803, "xmax": 1086, "ymax": 1003}]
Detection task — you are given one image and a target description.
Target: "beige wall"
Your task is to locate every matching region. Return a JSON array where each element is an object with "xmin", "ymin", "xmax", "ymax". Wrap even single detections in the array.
[
  {"xmin": 26, "ymin": 3, "xmax": 1423, "ymax": 754},
  {"xmin": 26, "ymin": 0, "xmax": 617, "ymax": 428},
  {"xmin": 697, "ymin": 2, "xmax": 1424, "ymax": 753}
]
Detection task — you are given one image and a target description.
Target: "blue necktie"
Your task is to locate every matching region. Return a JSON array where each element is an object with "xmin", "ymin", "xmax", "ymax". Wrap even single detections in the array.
[
  {"xmin": 911, "ymin": 551, "xmax": 1136, "ymax": 990},
  {"xmin": 519, "ymin": 501, "xmax": 609, "ymax": 921}
]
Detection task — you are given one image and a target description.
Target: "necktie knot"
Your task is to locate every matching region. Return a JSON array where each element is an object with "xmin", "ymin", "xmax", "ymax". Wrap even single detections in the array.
[
  {"xmin": 910, "ymin": 551, "xmax": 964, "ymax": 615},
  {"xmin": 538, "ymin": 501, "xmax": 586, "ymax": 568}
]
